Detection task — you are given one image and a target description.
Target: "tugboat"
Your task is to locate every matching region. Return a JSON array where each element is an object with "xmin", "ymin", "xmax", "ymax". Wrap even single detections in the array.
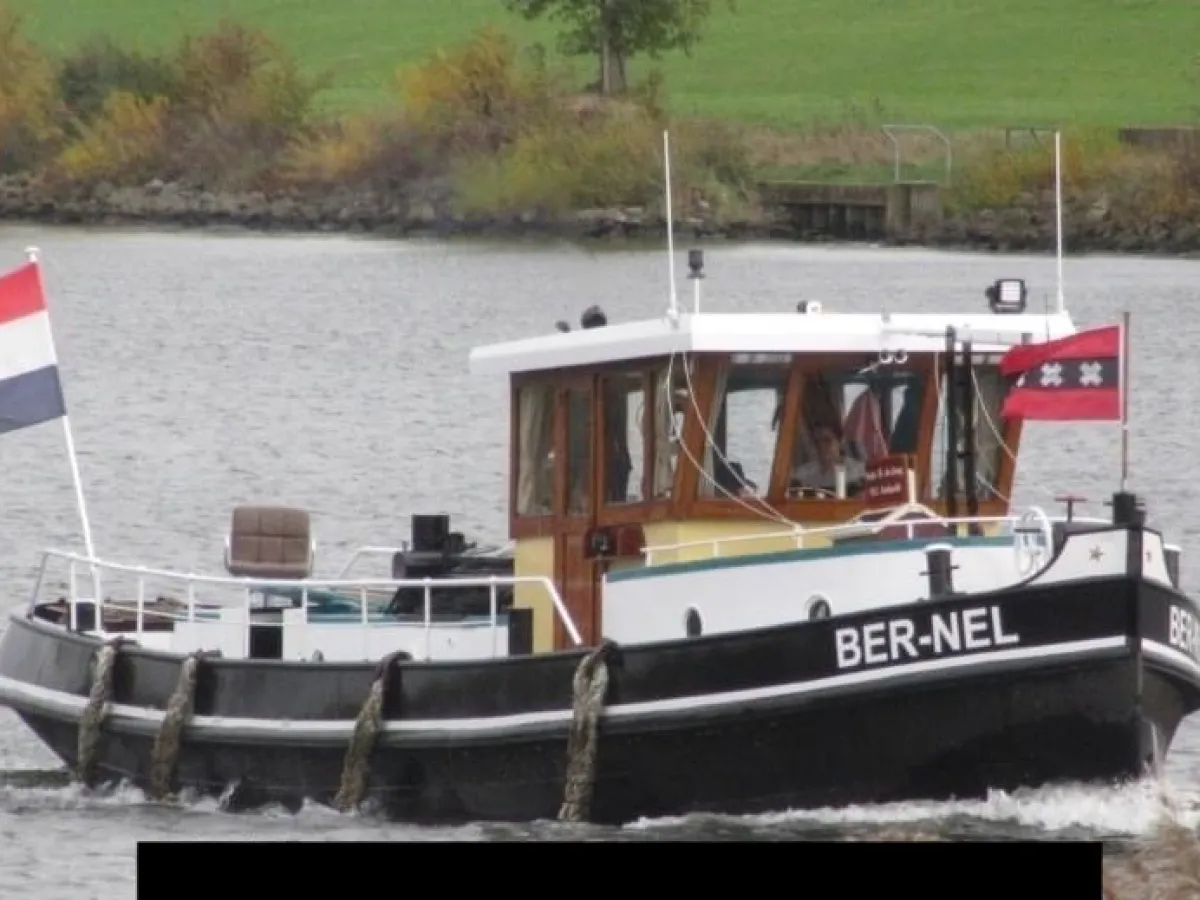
[{"xmin": 0, "ymin": 242, "xmax": 1196, "ymax": 825}]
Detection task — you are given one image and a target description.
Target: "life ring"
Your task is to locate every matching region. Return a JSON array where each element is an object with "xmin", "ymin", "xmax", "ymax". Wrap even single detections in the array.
[{"xmin": 1013, "ymin": 507, "xmax": 1053, "ymax": 576}]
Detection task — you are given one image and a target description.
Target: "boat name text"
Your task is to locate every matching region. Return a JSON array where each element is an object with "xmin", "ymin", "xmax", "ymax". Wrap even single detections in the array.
[
  {"xmin": 834, "ymin": 605, "xmax": 1020, "ymax": 670},
  {"xmin": 1168, "ymin": 605, "xmax": 1200, "ymax": 663}
]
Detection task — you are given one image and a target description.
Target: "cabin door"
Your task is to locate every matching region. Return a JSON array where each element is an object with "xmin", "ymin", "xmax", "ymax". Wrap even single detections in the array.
[{"xmin": 554, "ymin": 379, "xmax": 601, "ymax": 649}]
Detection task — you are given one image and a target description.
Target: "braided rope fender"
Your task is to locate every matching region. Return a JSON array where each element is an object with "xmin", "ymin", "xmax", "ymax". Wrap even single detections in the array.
[
  {"xmin": 334, "ymin": 649, "xmax": 409, "ymax": 813},
  {"xmin": 75, "ymin": 636, "xmax": 129, "ymax": 786},
  {"xmin": 558, "ymin": 639, "xmax": 619, "ymax": 823},
  {"xmin": 147, "ymin": 650, "xmax": 217, "ymax": 801}
]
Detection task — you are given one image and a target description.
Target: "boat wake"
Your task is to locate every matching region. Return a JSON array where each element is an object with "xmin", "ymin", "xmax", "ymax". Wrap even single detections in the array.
[
  {"xmin": 622, "ymin": 777, "xmax": 1199, "ymax": 842},
  {"xmin": 3, "ymin": 772, "xmax": 1197, "ymax": 900},
  {"xmin": 0, "ymin": 767, "xmax": 1195, "ymax": 843}
]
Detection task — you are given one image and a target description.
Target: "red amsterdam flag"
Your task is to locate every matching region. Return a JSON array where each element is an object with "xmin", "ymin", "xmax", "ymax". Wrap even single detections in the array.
[{"xmin": 1000, "ymin": 324, "xmax": 1122, "ymax": 421}]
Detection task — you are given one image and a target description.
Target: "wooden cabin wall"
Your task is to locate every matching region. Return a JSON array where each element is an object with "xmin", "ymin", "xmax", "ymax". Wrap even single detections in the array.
[{"xmin": 505, "ymin": 349, "xmax": 1026, "ymax": 650}]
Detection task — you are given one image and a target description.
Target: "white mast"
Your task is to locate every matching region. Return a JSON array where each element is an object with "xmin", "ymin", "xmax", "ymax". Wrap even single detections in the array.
[
  {"xmin": 1054, "ymin": 130, "xmax": 1065, "ymax": 314},
  {"xmin": 663, "ymin": 130, "xmax": 678, "ymax": 318}
]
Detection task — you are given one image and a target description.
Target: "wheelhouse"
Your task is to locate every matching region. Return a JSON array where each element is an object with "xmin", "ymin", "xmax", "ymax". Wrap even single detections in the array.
[{"xmin": 468, "ymin": 265, "xmax": 1076, "ymax": 653}]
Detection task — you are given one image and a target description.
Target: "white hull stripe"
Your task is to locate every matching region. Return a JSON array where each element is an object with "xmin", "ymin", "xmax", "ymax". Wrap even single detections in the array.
[
  {"xmin": 1142, "ymin": 639, "xmax": 1200, "ymax": 681},
  {"xmin": 0, "ymin": 637, "xmax": 1130, "ymax": 741}
]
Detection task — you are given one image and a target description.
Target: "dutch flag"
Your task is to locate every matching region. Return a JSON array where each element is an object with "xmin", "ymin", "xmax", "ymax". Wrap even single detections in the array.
[{"xmin": 0, "ymin": 257, "xmax": 67, "ymax": 435}]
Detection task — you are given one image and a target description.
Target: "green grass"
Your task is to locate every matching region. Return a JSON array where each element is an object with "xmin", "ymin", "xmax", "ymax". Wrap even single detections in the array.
[{"xmin": 10, "ymin": 0, "xmax": 1200, "ymax": 128}]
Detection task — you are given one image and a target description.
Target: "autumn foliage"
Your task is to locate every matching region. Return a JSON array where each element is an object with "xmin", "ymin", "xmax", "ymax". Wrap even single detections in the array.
[
  {"xmin": 0, "ymin": 6, "xmax": 753, "ymax": 222},
  {"xmin": 0, "ymin": 0, "xmax": 1194, "ymax": 231}
]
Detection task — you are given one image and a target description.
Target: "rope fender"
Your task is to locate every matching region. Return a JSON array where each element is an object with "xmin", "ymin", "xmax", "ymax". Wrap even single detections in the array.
[
  {"xmin": 147, "ymin": 649, "xmax": 217, "ymax": 801},
  {"xmin": 334, "ymin": 649, "xmax": 409, "ymax": 813},
  {"xmin": 558, "ymin": 639, "xmax": 619, "ymax": 823},
  {"xmin": 75, "ymin": 636, "xmax": 129, "ymax": 787}
]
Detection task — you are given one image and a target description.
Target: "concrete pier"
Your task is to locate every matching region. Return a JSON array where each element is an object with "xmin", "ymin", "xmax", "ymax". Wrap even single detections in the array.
[{"xmin": 758, "ymin": 181, "xmax": 944, "ymax": 240}]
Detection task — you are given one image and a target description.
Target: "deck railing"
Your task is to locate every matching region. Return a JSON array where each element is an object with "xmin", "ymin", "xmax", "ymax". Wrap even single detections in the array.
[
  {"xmin": 28, "ymin": 547, "xmax": 582, "ymax": 656},
  {"xmin": 334, "ymin": 543, "xmax": 514, "ymax": 579},
  {"xmin": 640, "ymin": 509, "xmax": 1112, "ymax": 565}
]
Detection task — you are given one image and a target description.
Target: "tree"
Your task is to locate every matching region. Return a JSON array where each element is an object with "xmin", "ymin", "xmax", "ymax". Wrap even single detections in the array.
[{"xmin": 503, "ymin": 0, "xmax": 729, "ymax": 95}]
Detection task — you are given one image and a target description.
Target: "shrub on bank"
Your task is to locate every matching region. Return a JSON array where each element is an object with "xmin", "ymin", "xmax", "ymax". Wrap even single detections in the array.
[
  {"xmin": 1, "ymin": 6, "xmax": 325, "ymax": 191},
  {"xmin": 454, "ymin": 109, "xmax": 755, "ymax": 220},
  {"xmin": 167, "ymin": 22, "xmax": 324, "ymax": 186},
  {"xmin": 56, "ymin": 37, "xmax": 180, "ymax": 130},
  {"xmin": 398, "ymin": 27, "xmax": 559, "ymax": 156},
  {"xmin": 0, "ymin": 4, "xmax": 66, "ymax": 173},
  {"xmin": 0, "ymin": 13, "xmax": 755, "ymax": 220},
  {"xmin": 395, "ymin": 28, "xmax": 755, "ymax": 221},
  {"xmin": 277, "ymin": 27, "xmax": 755, "ymax": 221},
  {"xmin": 54, "ymin": 91, "xmax": 170, "ymax": 186},
  {"xmin": 946, "ymin": 128, "xmax": 1126, "ymax": 210},
  {"xmin": 946, "ymin": 127, "xmax": 1200, "ymax": 224},
  {"xmin": 278, "ymin": 115, "xmax": 435, "ymax": 190}
]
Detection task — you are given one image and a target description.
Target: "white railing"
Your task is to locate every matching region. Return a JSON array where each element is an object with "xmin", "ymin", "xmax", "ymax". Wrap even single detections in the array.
[
  {"xmin": 29, "ymin": 548, "xmax": 583, "ymax": 654},
  {"xmin": 334, "ymin": 543, "xmax": 515, "ymax": 579},
  {"xmin": 336, "ymin": 545, "xmax": 410, "ymax": 578},
  {"xmin": 641, "ymin": 510, "xmax": 1112, "ymax": 564}
]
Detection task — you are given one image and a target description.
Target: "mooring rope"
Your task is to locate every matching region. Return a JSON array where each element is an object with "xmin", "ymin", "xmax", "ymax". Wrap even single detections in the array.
[
  {"xmin": 75, "ymin": 637, "xmax": 127, "ymax": 786},
  {"xmin": 558, "ymin": 639, "xmax": 618, "ymax": 823},
  {"xmin": 334, "ymin": 650, "xmax": 407, "ymax": 813},
  {"xmin": 147, "ymin": 651, "xmax": 205, "ymax": 801}
]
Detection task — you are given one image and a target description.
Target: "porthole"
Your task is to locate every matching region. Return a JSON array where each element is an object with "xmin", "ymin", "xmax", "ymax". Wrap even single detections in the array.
[
  {"xmin": 685, "ymin": 607, "xmax": 703, "ymax": 637},
  {"xmin": 807, "ymin": 595, "xmax": 831, "ymax": 620}
]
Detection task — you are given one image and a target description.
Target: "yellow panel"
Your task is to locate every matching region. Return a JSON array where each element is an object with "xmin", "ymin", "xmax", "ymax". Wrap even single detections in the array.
[
  {"xmin": 640, "ymin": 518, "xmax": 836, "ymax": 566},
  {"xmin": 513, "ymin": 536, "xmax": 555, "ymax": 653},
  {"xmin": 633, "ymin": 514, "xmax": 1007, "ymax": 570}
]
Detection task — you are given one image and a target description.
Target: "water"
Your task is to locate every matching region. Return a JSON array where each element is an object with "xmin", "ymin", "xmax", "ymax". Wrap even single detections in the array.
[{"xmin": 0, "ymin": 225, "xmax": 1197, "ymax": 888}]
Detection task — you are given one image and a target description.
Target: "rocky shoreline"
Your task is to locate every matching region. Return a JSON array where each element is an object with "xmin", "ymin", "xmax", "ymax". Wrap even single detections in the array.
[{"xmin": 2, "ymin": 175, "xmax": 1199, "ymax": 256}]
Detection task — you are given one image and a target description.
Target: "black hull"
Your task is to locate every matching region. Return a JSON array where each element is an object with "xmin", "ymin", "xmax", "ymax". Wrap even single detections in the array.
[
  {"xmin": 3, "ymin": 568, "xmax": 1200, "ymax": 824},
  {"xmin": 6, "ymin": 655, "xmax": 1161, "ymax": 823}
]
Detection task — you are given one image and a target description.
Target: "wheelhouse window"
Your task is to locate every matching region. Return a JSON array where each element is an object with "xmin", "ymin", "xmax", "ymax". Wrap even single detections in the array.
[
  {"xmin": 603, "ymin": 373, "xmax": 646, "ymax": 504},
  {"xmin": 789, "ymin": 365, "xmax": 926, "ymax": 498},
  {"xmin": 928, "ymin": 360, "xmax": 1007, "ymax": 501},
  {"xmin": 651, "ymin": 360, "xmax": 690, "ymax": 500},
  {"xmin": 515, "ymin": 382, "xmax": 555, "ymax": 516},
  {"xmin": 700, "ymin": 354, "xmax": 792, "ymax": 498}
]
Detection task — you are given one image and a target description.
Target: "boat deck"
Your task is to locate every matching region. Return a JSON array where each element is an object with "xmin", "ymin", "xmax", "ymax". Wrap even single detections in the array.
[
  {"xmin": 25, "ymin": 545, "xmax": 579, "ymax": 663},
  {"xmin": 21, "ymin": 505, "xmax": 1116, "ymax": 664}
]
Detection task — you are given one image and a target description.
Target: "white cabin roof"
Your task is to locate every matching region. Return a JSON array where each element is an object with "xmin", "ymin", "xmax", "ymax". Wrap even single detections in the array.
[{"xmin": 468, "ymin": 309, "xmax": 1078, "ymax": 377}]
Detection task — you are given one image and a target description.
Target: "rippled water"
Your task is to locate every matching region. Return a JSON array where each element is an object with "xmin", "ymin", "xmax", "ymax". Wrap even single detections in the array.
[{"xmin": 0, "ymin": 225, "xmax": 1197, "ymax": 891}]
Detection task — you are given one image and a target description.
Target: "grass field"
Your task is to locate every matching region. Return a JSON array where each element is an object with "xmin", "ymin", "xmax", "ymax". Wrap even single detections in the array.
[{"xmin": 11, "ymin": 0, "xmax": 1200, "ymax": 130}]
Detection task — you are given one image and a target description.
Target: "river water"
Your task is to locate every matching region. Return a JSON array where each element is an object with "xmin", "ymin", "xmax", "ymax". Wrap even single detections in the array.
[{"xmin": 0, "ymin": 225, "xmax": 1196, "ymax": 891}]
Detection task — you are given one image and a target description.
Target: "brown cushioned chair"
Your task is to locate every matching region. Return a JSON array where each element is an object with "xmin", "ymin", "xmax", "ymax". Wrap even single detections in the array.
[{"xmin": 224, "ymin": 506, "xmax": 314, "ymax": 579}]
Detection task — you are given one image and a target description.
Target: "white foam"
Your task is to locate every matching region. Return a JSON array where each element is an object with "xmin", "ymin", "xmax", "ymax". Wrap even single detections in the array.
[
  {"xmin": 0, "ymin": 776, "xmax": 490, "ymax": 840},
  {"xmin": 626, "ymin": 776, "xmax": 1200, "ymax": 837}
]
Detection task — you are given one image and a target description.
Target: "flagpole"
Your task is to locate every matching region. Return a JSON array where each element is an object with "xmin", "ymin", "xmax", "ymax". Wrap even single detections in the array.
[
  {"xmin": 25, "ymin": 247, "xmax": 96, "ymax": 561},
  {"xmin": 1119, "ymin": 309, "xmax": 1131, "ymax": 493},
  {"xmin": 1054, "ymin": 130, "xmax": 1065, "ymax": 314}
]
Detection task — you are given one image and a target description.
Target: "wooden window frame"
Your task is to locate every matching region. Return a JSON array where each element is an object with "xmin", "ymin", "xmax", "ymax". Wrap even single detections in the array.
[
  {"xmin": 508, "ymin": 351, "xmax": 1027, "ymax": 537},
  {"xmin": 509, "ymin": 362, "xmax": 680, "ymax": 539},
  {"xmin": 508, "ymin": 375, "xmax": 558, "ymax": 539},
  {"xmin": 593, "ymin": 368, "xmax": 675, "ymax": 528},
  {"xmin": 680, "ymin": 352, "xmax": 1021, "ymax": 522}
]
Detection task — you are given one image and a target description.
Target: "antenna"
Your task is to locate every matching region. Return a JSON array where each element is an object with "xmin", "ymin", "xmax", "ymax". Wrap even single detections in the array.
[
  {"xmin": 688, "ymin": 249, "xmax": 704, "ymax": 314},
  {"xmin": 663, "ymin": 130, "xmax": 678, "ymax": 317},
  {"xmin": 1054, "ymin": 130, "xmax": 1065, "ymax": 314}
]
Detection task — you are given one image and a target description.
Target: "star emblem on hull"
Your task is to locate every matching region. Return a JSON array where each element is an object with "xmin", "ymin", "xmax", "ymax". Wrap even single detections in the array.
[{"xmin": 1089, "ymin": 546, "xmax": 1104, "ymax": 561}]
